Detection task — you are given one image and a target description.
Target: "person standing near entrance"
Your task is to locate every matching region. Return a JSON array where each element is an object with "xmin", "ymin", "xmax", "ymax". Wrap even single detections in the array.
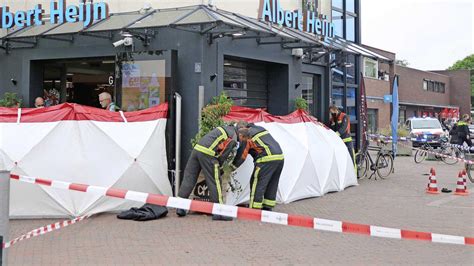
[
  {"xmin": 231, "ymin": 121, "xmax": 284, "ymax": 211},
  {"xmin": 98, "ymin": 92, "xmax": 119, "ymax": 112},
  {"xmin": 328, "ymin": 105, "xmax": 356, "ymax": 173},
  {"xmin": 456, "ymin": 114, "xmax": 472, "ymax": 147},
  {"xmin": 176, "ymin": 125, "xmax": 239, "ymax": 221}
]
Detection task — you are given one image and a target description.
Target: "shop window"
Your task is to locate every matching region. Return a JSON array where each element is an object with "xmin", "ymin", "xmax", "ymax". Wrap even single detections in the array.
[
  {"xmin": 346, "ymin": 54, "xmax": 356, "ymax": 84},
  {"xmin": 367, "ymin": 109, "xmax": 378, "ymax": 133},
  {"xmin": 121, "ymin": 60, "xmax": 166, "ymax": 111},
  {"xmin": 331, "ymin": 10, "xmax": 343, "ymax": 37},
  {"xmin": 332, "ymin": 85, "xmax": 344, "ymax": 108},
  {"xmin": 363, "ymin": 57, "xmax": 378, "ymax": 79},
  {"xmin": 301, "ymin": 73, "xmax": 315, "ymax": 115},
  {"xmin": 346, "ymin": 15, "xmax": 355, "ymax": 42},
  {"xmin": 224, "ymin": 58, "xmax": 268, "ymax": 109},
  {"xmin": 347, "ymin": 87, "xmax": 356, "ymax": 121}
]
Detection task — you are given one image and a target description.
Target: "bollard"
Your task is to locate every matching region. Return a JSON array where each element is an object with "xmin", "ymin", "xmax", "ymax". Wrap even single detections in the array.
[{"xmin": 0, "ymin": 171, "xmax": 10, "ymax": 266}]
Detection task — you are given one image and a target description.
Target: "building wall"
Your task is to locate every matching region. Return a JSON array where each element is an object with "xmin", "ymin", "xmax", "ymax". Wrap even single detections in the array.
[
  {"xmin": 431, "ymin": 69, "xmax": 471, "ymax": 115},
  {"xmin": 395, "ymin": 65, "xmax": 451, "ymax": 106},
  {"xmin": 364, "ymin": 77, "xmax": 390, "ymax": 131}
]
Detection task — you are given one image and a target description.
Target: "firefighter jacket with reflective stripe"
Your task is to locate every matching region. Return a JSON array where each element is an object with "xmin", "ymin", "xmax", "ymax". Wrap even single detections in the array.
[
  {"xmin": 194, "ymin": 126, "xmax": 238, "ymax": 164},
  {"xmin": 329, "ymin": 112, "xmax": 352, "ymax": 142},
  {"xmin": 456, "ymin": 121, "xmax": 470, "ymax": 139},
  {"xmin": 232, "ymin": 124, "xmax": 284, "ymax": 167}
]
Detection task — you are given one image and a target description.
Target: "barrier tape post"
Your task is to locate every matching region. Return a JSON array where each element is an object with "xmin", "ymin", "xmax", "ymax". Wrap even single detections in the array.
[
  {"xmin": 0, "ymin": 171, "xmax": 10, "ymax": 265},
  {"xmin": 7, "ymin": 174, "xmax": 474, "ymax": 247}
]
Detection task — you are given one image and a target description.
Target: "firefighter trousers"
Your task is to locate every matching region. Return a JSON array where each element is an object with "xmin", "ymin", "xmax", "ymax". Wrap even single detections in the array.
[
  {"xmin": 178, "ymin": 150, "xmax": 224, "ymax": 204},
  {"xmin": 249, "ymin": 159, "xmax": 284, "ymax": 209},
  {"xmin": 345, "ymin": 141, "xmax": 357, "ymax": 174}
]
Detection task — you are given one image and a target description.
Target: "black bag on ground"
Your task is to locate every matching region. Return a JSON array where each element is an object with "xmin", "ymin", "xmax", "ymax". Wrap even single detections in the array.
[{"xmin": 117, "ymin": 204, "xmax": 168, "ymax": 221}]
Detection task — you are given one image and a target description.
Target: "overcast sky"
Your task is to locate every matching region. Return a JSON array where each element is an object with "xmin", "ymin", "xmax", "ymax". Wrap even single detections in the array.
[{"xmin": 361, "ymin": 0, "xmax": 473, "ymax": 70}]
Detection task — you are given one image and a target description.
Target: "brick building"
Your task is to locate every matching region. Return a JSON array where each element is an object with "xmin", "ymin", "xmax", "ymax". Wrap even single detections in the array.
[{"xmin": 362, "ymin": 45, "xmax": 471, "ymax": 133}]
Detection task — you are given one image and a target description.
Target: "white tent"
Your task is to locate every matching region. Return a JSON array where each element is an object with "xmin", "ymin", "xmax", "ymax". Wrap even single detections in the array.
[
  {"xmin": 0, "ymin": 103, "xmax": 172, "ymax": 218},
  {"xmin": 224, "ymin": 107, "xmax": 357, "ymax": 205}
]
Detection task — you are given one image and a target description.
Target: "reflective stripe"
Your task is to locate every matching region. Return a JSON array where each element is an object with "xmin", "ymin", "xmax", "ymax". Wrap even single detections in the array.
[
  {"xmin": 457, "ymin": 122, "xmax": 468, "ymax": 126},
  {"xmin": 251, "ymin": 131, "xmax": 269, "ymax": 141},
  {"xmin": 209, "ymin": 127, "xmax": 228, "ymax": 151},
  {"xmin": 256, "ymin": 154, "xmax": 284, "ymax": 163},
  {"xmin": 252, "ymin": 202, "xmax": 263, "ymax": 209},
  {"xmin": 263, "ymin": 199, "xmax": 276, "ymax": 207},
  {"xmin": 194, "ymin": 144, "xmax": 216, "ymax": 157},
  {"xmin": 342, "ymin": 137, "xmax": 352, "ymax": 143},
  {"xmin": 249, "ymin": 167, "xmax": 260, "ymax": 208},
  {"xmin": 252, "ymin": 131, "xmax": 272, "ymax": 156},
  {"xmin": 214, "ymin": 163, "xmax": 223, "ymax": 204}
]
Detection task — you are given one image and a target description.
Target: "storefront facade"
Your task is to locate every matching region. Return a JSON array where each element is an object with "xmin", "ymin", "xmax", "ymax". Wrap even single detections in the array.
[{"xmin": 1, "ymin": 1, "xmax": 388, "ymax": 162}]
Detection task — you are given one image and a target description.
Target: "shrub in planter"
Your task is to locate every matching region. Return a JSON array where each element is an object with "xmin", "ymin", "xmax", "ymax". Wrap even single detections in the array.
[
  {"xmin": 0, "ymin": 92, "xmax": 21, "ymax": 107},
  {"xmin": 190, "ymin": 92, "xmax": 243, "ymax": 200}
]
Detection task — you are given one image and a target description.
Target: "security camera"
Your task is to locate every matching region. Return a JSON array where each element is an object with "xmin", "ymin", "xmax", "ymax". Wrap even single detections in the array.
[
  {"xmin": 11, "ymin": 78, "xmax": 17, "ymax": 85},
  {"xmin": 113, "ymin": 39, "xmax": 126, "ymax": 47},
  {"xmin": 113, "ymin": 37, "xmax": 133, "ymax": 48}
]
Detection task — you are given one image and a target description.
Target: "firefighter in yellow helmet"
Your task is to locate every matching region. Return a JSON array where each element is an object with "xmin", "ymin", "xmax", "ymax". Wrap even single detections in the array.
[{"xmin": 328, "ymin": 105, "xmax": 356, "ymax": 173}]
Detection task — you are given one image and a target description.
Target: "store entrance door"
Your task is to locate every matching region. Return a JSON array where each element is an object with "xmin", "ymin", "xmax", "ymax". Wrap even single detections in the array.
[{"xmin": 38, "ymin": 58, "xmax": 115, "ymax": 108}]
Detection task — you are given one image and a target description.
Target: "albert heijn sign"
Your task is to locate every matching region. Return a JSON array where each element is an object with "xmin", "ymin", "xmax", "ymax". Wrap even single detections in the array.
[
  {"xmin": 259, "ymin": 0, "xmax": 335, "ymax": 39},
  {"xmin": 0, "ymin": 0, "xmax": 109, "ymax": 29}
]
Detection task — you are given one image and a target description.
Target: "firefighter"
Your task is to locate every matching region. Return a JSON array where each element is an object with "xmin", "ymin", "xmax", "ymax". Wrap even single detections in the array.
[
  {"xmin": 231, "ymin": 121, "xmax": 284, "ymax": 211},
  {"xmin": 328, "ymin": 105, "xmax": 356, "ymax": 173},
  {"xmin": 456, "ymin": 114, "xmax": 472, "ymax": 147},
  {"xmin": 176, "ymin": 125, "xmax": 238, "ymax": 221}
]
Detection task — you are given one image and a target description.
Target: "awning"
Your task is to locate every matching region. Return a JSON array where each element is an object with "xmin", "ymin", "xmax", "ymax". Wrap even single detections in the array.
[{"xmin": 0, "ymin": 4, "xmax": 391, "ymax": 61}]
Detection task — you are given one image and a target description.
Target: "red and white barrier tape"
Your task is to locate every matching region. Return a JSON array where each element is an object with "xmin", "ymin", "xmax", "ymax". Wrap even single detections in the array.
[
  {"xmin": 5, "ymin": 174, "xmax": 474, "ymax": 247},
  {"xmin": 398, "ymin": 142, "xmax": 474, "ymax": 165},
  {"xmin": 2, "ymin": 215, "xmax": 91, "ymax": 249}
]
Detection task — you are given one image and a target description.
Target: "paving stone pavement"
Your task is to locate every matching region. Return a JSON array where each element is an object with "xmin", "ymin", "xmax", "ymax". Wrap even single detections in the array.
[{"xmin": 6, "ymin": 156, "xmax": 474, "ymax": 265}]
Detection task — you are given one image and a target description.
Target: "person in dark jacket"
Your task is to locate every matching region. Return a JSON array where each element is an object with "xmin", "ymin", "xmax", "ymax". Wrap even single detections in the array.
[
  {"xmin": 456, "ymin": 114, "xmax": 472, "ymax": 146},
  {"xmin": 232, "ymin": 121, "xmax": 284, "ymax": 211},
  {"xmin": 176, "ymin": 125, "xmax": 238, "ymax": 221},
  {"xmin": 328, "ymin": 106, "xmax": 356, "ymax": 173}
]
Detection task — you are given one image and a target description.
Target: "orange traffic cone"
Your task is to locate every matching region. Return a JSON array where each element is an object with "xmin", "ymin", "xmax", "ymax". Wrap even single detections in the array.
[
  {"xmin": 461, "ymin": 169, "xmax": 469, "ymax": 195},
  {"xmin": 426, "ymin": 168, "xmax": 440, "ymax": 194},
  {"xmin": 455, "ymin": 171, "xmax": 469, "ymax": 196}
]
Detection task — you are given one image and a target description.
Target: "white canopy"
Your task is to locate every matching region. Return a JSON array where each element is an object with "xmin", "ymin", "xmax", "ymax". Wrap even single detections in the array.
[{"xmin": 224, "ymin": 107, "xmax": 357, "ymax": 205}]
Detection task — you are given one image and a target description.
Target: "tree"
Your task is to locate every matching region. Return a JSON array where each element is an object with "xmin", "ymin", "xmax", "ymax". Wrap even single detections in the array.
[
  {"xmin": 447, "ymin": 54, "xmax": 474, "ymax": 100},
  {"xmin": 448, "ymin": 54, "xmax": 474, "ymax": 70}
]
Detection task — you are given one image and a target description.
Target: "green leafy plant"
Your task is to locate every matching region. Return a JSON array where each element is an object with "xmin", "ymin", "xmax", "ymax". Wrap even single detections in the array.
[
  {"xmin": 295, "ymin": 97, "xmax": 308, "ymax": 111},
  {"xmin": 191, "ymin": 91, "xmax": 234, "ymax": 147},
  {"xmin": 0, "ymin": 92, "xmax": 21, "ymax": 107}
]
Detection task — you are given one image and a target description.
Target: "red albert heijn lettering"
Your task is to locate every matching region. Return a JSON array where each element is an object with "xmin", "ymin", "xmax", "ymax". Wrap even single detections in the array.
[
  {"xmin": 260, "ymin": 0, "xmax": 334, "ymax": 38},
  {"xmin": 0, "ymin": 0, "xmax": 109, "ymax": 29}
]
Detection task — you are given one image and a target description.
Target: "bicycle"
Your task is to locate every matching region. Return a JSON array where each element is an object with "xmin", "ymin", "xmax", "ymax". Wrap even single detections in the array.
[
  {"xmin": 413, "ymin": 138, "xmax": 460, "ymax": 165},
  {"xmin": 356, "ymin": 140, "xmax": 394, "ymax": 180},
  {"xmin": 460, "ymin": 147, "xmax": 474, "ymax": 183}
]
